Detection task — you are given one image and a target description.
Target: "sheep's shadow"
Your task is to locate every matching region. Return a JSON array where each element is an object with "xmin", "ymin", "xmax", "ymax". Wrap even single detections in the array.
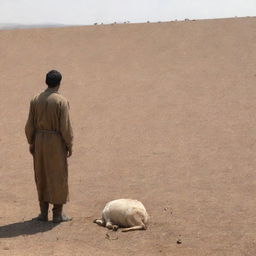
[{"xmin": 0, "ymin": 218, "xmax": 59, "ymax": 238}]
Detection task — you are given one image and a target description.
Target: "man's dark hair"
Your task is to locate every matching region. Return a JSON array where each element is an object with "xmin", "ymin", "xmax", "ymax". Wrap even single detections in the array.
[{"xmin": 46, "ymin": 70, "xmax": 62, "ymax": 88}]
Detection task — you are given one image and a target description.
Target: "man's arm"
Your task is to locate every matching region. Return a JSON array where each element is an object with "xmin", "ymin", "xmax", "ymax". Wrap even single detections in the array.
[
  {"xmin": 25, "ymin": 99, "xmax": 36, "ymax": 154},
  {"xmin": 60, "ymin": 100, "xmax": 73, "ymax": 157}
]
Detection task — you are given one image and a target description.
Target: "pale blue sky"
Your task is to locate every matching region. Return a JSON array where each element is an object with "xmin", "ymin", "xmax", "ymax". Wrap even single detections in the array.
[{"xmin": 0, "ymin": 0, "xmax": 255, "ymax": 25}]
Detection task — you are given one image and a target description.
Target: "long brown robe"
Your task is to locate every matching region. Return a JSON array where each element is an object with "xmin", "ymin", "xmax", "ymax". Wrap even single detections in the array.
[{"xmin": 25, "ymin": 87, "xmax": 73, "ymax": 204}]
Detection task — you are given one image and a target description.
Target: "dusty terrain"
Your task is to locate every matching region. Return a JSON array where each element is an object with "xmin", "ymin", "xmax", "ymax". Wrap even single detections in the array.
[{"xmin": 1, "ymin": 17, "xmax": 256, "ymax": 255}]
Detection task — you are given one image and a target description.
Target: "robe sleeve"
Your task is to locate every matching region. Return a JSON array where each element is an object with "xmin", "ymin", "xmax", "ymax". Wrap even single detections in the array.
[
  {"xmin": 60, "ymin": 100, "xmax": 73, "ymax": 150},
  {"xmin": 25, "ymin": 99, "xmax": 36, "ymax": 144}
]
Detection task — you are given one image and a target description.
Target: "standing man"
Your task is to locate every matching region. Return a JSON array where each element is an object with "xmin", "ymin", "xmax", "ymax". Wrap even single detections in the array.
[{"xmin": 25, "ymin": 70, "xmax": 73, "ymax": 223}]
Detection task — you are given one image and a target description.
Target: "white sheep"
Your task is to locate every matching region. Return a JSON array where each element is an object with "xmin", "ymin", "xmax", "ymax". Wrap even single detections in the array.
[{"xmin": 94, "ymin": 199, "xmax": 149, "ymax": 232}]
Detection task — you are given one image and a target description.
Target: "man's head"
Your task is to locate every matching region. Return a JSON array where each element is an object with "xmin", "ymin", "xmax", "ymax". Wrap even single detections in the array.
[{"xmin": 45, "ymin": 70, "xmax": 62, "ymax": 88}]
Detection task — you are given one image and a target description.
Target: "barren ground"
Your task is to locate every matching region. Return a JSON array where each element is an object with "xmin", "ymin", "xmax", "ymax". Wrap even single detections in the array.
[{"xmin": 1, "ymin": 17, "xmax": 256, "ymax": 255}]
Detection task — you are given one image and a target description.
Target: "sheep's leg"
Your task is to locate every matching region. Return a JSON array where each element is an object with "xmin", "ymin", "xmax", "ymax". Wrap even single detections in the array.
[
  {"xmin": 112, "ymin": 225, "xmax": 119, "ymax": 231},
  {"xmin": 93, "ymin": 219, "xmax": 105, "ymax": 226},
  {"xmin": 122, "ymin": 225, "xmax": 146, "ymax": 232},
  {"xmin": 106, "ymin": 221, "xmax": 119, "ymax": 231},
  {"xmin": 106, "ymin": 221, "xmax": 114, "ymax": 229},
  {"xmin": 122, "ymin": 213, "xmax": 147, "ymax": 232}
]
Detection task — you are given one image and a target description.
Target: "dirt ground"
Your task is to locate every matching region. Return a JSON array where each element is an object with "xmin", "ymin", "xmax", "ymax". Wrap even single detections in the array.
[{"xmin": 1, "ymin": 17, "xmax": 256, "ymax": 256}]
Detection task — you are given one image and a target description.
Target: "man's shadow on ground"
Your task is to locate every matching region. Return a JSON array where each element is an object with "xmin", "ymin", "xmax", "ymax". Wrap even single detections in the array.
[{"xmin": 0, "ymin": 219, "xmax": 59, "ymax": 238}]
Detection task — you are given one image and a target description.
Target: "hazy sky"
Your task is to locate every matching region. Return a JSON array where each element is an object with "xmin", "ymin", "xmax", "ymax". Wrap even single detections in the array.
[{"xmin": 0, "ymin": 0, "xmax": 256, "ymax": 25}]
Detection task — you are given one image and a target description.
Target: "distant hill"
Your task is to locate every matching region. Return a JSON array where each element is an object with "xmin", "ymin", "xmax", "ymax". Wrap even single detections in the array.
[{"xmin": 0, "ymin": 23, "xmax": 69, "ymax": 30}]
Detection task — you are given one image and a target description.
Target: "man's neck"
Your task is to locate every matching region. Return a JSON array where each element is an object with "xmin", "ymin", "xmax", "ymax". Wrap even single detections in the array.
[{"xmin": 46, "ymin": 86, "xmax": 60, "ymax": 92}]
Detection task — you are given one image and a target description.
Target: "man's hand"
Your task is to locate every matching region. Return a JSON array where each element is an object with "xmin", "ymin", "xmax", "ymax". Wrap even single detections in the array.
[
  {"xmin": 67, "ymin": 148, "xmax": 72, "ymax": 158},
  {"xmin": 29, "ymin": 144, "xmax": 34, "ymax": 155}
]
